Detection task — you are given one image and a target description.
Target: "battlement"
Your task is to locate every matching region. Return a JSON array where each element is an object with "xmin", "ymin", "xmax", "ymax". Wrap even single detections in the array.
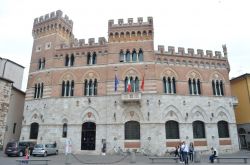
[
  {"xmin": 33, "ymin": 10, "xmax": 73, "ymax": 27},
  {"xmin": 57, "ymin": 37, "xmax": 107, "ymax": 49},
  {"xmin": 157, "ymin": 45, "xmax": 228, "ymax": 59},
  {"xmin": 108, "ymin": 17, "xmax": 153, "ymax": 27}
]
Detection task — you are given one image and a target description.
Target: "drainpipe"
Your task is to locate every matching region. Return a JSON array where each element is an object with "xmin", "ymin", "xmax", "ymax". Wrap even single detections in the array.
[
  {"xmin": 245, "ymin": 76, "xmax": 250, "ymax": 103},
  {"xmin": 2, "ymin": 59, "xmax": 8, "ymax": 78}
]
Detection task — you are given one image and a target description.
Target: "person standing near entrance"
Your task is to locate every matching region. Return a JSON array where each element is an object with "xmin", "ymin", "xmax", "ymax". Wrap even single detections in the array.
[{"xmin": 182, "ymin": 141, "xmax": 189, "ymax": 165}]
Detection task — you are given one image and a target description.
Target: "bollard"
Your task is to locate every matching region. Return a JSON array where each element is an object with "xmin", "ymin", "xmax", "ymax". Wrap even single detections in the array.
[
  {"xmin": 65, "ymin": 153, "xmax": 71, "ymax": 165},
  {"xmin": 130, "ymin": 151, "xmax": 136, "ymax": 163}
]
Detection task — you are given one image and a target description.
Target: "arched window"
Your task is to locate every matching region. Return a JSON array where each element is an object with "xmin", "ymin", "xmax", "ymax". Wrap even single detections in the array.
[
  {"xmin": 165, "ymin": 121, "xmax": 179, "ymax": 139},
  {"xmin": 189, "ymin": 78, "xmax": 201, "ymax": 95},
  {"xmin": 61, "ymin": 80, "xmax": 74, "ymax": 97},
  {"xmin": 126, "ymin": 50, "xmax": 130, "ymax": 62},
  {"xmin": 89, "ymin": 79, "xmax": 93, "ymax": 95},
  {"xmin": 94, "ymin": 79, "xmax": 98, "ymax": 95},
  {"xmin": 65, "ymin": 55, "xmax": 69, "ymax": 66},
  {"xmin": 125, "ymin": 121, "xmax": 140, "ymax": 140},
  {"xmin": 84, "ymin": 79, "xmax": 98, "ymax": 96},
  {"xmin": 163, "ymin": 76, "xmax": 176, "ymax": 94},
  {"xmin": 34, "ymin": 83, "xmax": 44, "ymax": 99},
  {"xmin": 92, "ymin": 52, "xmax": 96, "ymax": 64},
  {"xmin": 30, "ymin": 122, "xmax": 39, "ymax": 139},
  {"xmin": 163, "ymin": 77, "xmax": 167, "ymax": 93},
  {"xmin": 218, "ymin": 121, "xmax": 229, "ymax": 138},
  {"xmin": 193, "ymin": 121, "xmax": 205, "ymax": 138},
  {"xmin": 62, "ymin": 123, "xmax": 67, "ymax": 138},
  {"xmin": 84, "ymin": 79, "xmax": 88, "ymax": 96},
  {"xmin": 87, "ymin": 53, "xmax": 91, "ymax": 65},
  {"xmin": 124, "ymin": 77, "xmax": 128, "ymax": 92},
  {"xmin": 135, "ymin": 77, "xmax": 139, "ymax": 92},
  {"xmin": 212, "ymin": 80, "xmax": 224, "ymax": 96},
  {"xmin": 138, "ymin": 49, "xmax": 143, "ymax": 62},
  {"xmin": 38, "ymin": 58, "xmax": 42, "ymax": 70},
  {"xmin": 120, "ymin": 50, "xmax": 124, "ymax": 62},
  {"xmin": 130, "ymin": 77, "xmax": 134, "ymax": 92},
  {"xmin": 132, "ymin": 49, "xmax": 137, "ymax": 62},
  {"xmin": 70, "ymin": 54, "xmax": 74, "ymax": 66},
  {"xmin": 34, "ymin": 84, "xmax": 37, "ymax": 98}
]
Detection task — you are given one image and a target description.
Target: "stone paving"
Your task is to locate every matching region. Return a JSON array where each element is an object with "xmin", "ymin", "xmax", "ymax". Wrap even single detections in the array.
[{"xmin": 1, "ymin": 150, "xmax": 250, "ymax": 165}]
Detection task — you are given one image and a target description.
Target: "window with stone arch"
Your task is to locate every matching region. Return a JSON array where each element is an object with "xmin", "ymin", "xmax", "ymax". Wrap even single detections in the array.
[
  {"xmin": 217, "ymin": 120, "xmax": 229, "ymax": 138},
  {"xmin": 62, "ymin": 123, "xmax": 67, "ymax": 138},
  {"xmin": 38, "ymin": 57, "xmax": 45, "ymax": 70},
  {"xmin": 125, "ymin": 121, "xmax": 140, "ymax": 140},
  {"xmin": 132, "ymin": 49, "xmax": 137, "ymax": 62},
  {"xmin": 84, "ymin": 79, "xmax": 98, "ymax": 96},
  {"xmin": 87, "ymin": 52, "xmax": 97, "ymax": 65},
  {"xmin": 30, "ymin": 122, "xmax": 39, "ymax": 139},
  {"xmin": 192, "ymin": 120, "xmax": 206, "ymax": 139},
  {"xmin": 165, "ymin": 120, "xmax": 179, "ymax": 139},
  {"xmin": 138, "ymin": 48, "xmax": 143, "ymax": 62},
  {"xmin": 125, "ymin": 50, "xmax": 131, "ymax": 62},
  {"xmin": 124, "ymin": 76, "xmax": 140, "ymax": 92},
  {"xmin": 34, "ymin": 82, "xmax": 44, "ymax": 99},
  {"xmin": 212, "ymin": 80, "xmax": 224, "ymax": 96},
  {"xmin": 65, "ymin": 54, "xmax": 74, "ymax": 67},
  {"xmin": 119, "ymin": 50, "xmax": 125, "ymax": 62},
  {"xmin": 163, "ymin": 76, "xmax": 176, "ymax": 94},
  {"xmin": 61, "ymin": 80, "xmax": 74, "ymax": 97},
  {"xmin": 188, "ymin": 71, "xmax": 202, "ymax": 95}
]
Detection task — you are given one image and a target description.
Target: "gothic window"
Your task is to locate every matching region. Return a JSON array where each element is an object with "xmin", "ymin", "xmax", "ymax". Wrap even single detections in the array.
[
  {"xmin": 65, "ymin": 54, "xmax": 74, "ymax": 67},
  {"xmin": 124, "ymin": 76, "xmax": 139, "ymax": 92},
  {"xmin": 193, "ymin": 121, "xmax": 206, "ymax": 139},
  {"xmin": 84, "ymin": 79, "xmax": 98, "ymax": 96},
  {"xmin": 61, "ymin": 80, "xmax": 74, "ymax": 97},
  {"xmin": 34, "ymin": 83, "xmax": 44, "ymax": 99},
  {"xmin": 212, "ymin": 80, "xmax": 224, "ymax": 96},
  {"xmin": 218, "ymin": 121, "xmax": 229, "ymax": 138},
  {"xmin": 124, "ymin": 77, "xmax": 128, "ymax": 92},
  {"xmin": 65, "ymin": 55, "xmax": 69, "ymax": 66},
  {"xmin": 30, "ymin": 122, "xmax": 39, "ymax": 139},
  {"xmin": 126, "ymin": 50, "xmax": 130, "ymax": 62},
  {"xmin": 163, "ymin": 76, "xmax": 176, "ymax": 94},
  {"xmin": 120, "ymin": 50, "xmax": 125, "ymax": 62},
  {"xmin": 62, "ymin": 123, "xmax": 67, "ymax": 138},
  {"xmin": 165, "ymin": 120, "xmax": 179, "ymax": 139},
  {"xmin": 87, "ymin": 52, "xmax": 91, "ymax": 65},
  {"xmin": 38, "ymin": 58, "xmax": 45, "ymax": 70},
  {"xmin": 135, "ymin": 77, "xmax": 139, "ymax": 92},
  {"xmin": 132, "ymin": 49, "xmax": 137, "ymax": 62},
  {"xmin": 125, "ymin": 121, "xmax": 140, "ymax": 140},
  {"xmin": 92, "ymin": 52, "xmax": 96, "ymax": 64},
  {"xmin": 138, "ymin": 49, "xmax": 143, "ymax": 62},
  {"xmin": 70, "ymin": 54, "xmax": 74, "ymax": 66},
  {"xmin": 188, "ymin": 78, "xmax": 201, "ymax": 95},
  {"xmin": 87, "ymin": 52, "xmax": 97, "ymax": 65}
]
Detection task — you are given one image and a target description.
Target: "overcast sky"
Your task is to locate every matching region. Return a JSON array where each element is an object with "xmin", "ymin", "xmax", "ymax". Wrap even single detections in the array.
[{"xmin": 1, "ymin": 0, "xmax": 249, "ymax": 91}]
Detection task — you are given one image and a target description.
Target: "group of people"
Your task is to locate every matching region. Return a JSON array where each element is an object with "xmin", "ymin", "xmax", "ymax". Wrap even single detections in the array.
[
  {"xmin": 174, "ymin": 141, "xmax": 194, "ymax": 165},
  {"xmin": 173, "ymin": 141, "xmax": 218, "ymax": 164}
]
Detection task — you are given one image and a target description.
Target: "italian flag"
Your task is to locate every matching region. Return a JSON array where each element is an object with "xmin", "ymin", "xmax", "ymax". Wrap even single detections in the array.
[{"xmin": 127, "ymin": 78, "xmax": 131, "ymax": 92}]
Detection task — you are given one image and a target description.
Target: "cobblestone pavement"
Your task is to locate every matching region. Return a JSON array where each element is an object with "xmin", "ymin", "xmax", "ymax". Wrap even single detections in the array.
[{"xmin": 1, "ymin": 150, "xmax": 250, "ymax": 165}]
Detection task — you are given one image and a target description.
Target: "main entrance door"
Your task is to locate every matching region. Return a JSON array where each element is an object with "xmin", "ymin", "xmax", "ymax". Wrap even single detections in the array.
[{"xmin": 81, "ymin": 122, "xmax": 96, "ymax": 150}]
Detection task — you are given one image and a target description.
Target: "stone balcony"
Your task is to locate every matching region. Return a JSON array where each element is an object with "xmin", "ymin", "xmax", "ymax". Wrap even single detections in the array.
[{"xmin": 121, "ymin": 92, "xmax": 141, "ymax": 102}]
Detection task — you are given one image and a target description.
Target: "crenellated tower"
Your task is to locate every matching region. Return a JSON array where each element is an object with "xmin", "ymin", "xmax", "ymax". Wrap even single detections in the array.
[
  {"xmin": 107, "ymin": 17, "xmax": 154, "ymax": 63},
  {"xmin": 30, "ymin": 10, "xmax": 74, "ymax": 73}
]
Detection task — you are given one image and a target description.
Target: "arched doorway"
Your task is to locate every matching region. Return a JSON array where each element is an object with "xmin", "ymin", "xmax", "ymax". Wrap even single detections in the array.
[
  {"xmin": 30, "ymin": 122, "xmax": 39, "ymax": 139},
  {"xmin": 81, "ymin": 122, "xmax": 96, "ymax": 150}
]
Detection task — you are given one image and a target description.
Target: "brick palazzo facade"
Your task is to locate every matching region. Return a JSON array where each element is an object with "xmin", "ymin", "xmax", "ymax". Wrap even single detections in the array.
[{"xmin": 20, "ymin": 10, "xmax": 239, "ymax": 155}]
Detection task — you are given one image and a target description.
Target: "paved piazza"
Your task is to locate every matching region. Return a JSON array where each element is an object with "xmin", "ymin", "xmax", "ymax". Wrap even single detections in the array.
[{"xmin": 0, "ymin": 150, "xmax": 249, "ymax": 165}]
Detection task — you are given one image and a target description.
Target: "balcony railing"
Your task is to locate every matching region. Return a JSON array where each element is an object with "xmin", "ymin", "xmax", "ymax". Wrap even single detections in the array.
[{"xmin": 121, "ymin": 92, "xmax": 141, "ymax": 102}]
